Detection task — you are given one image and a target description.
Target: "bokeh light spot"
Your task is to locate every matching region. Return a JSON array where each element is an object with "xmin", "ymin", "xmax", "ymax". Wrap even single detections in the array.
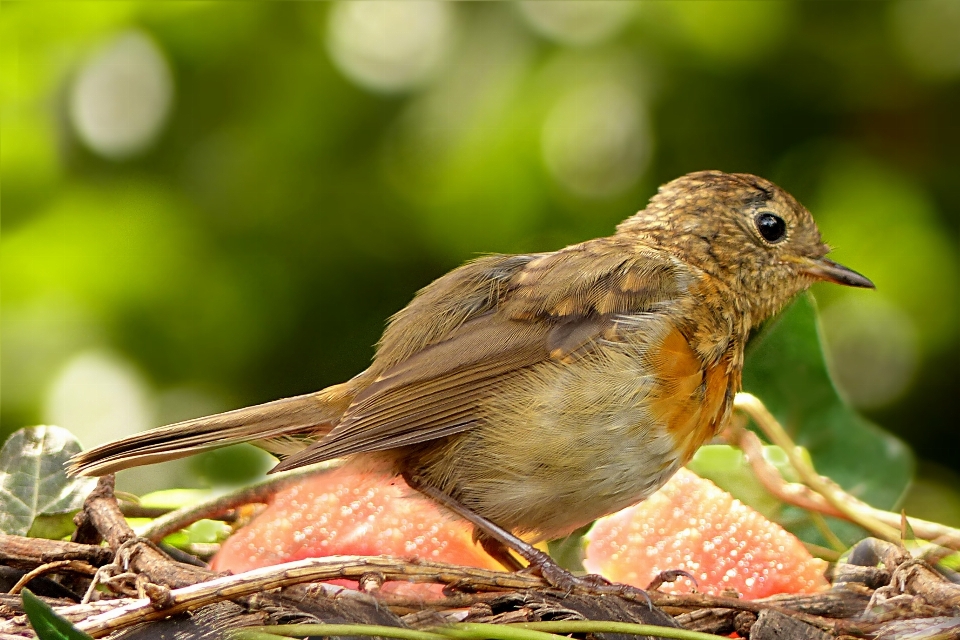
[
  {"xmin": 820, "ymin": 297, "xmax": 919, "ymax": 409},
  {"xmin": 69, "ymin": 30, "xmax": 174, "ymax": 159},
  {"xmin": 43, "ymin": 350, "xmax": 153, "ymax": 449},
  {"xmin": 809, "ymin": 153, "xmax": 960, "ymax": 354},
  {"xmin": 1, "ymin": 299, "xmax": 102, "ymax": 419},
  {"xmin": 657, "ymin": 1, "xmax": 791, "ymax": 66},
  {"xmin": 541, "ymin": 81, "xmax": 650, "ymax": 199},
  {"xmin": 326, "ymin": 1, "xmax": 455, "ymax": 94},
  {"xmin": 518, "ymin": 1, "xmax": 637, "ymax": 47},
  {"xmin": 888, "ymin": 0, "xmax": 960, "ymax": 82}
]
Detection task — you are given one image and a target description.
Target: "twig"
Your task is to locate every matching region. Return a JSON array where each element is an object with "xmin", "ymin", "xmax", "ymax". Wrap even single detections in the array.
[
  {"xmin": 0, "ymin": 553, "xmax": 883, "ymax": 639},
  {"xmin": 0, "ymin": 597, "xmax": 130, "ymax": 637},
  {"xmin": 8, "ymin": 560, "xmax": 98, "ymax": 595},
  {"xmin": 0, "ymin": 532, "xmax": 113, "ymax": 569},
  {"xmin": 70, "ymin": 556, "xmax": 541, "ymax": 637},
  {"xmin": 43, "ymin": 555, "xmax": 864, "ymax": 638},
  {"xmin": 894, "ymin": 560, "xmax": 960, "ymax": 612},
  {"xmin": 137, "ymin": 463, "xmax": 338, "ymax": 542},
  {"xmin": 515, "ymin": 620, "xmax": 742, "ymax": 640},
  {"xmin": 75, "ymin": 475, "xmax": 217, "ymax": 589},
  {"xmin": 732, "ymin": 393, "xmax": 960, "ymax": 550},
  {"xmin": 236, "ymin": 622, "xmax": 730, "ymax": 640},
  {"xmin": 229, "ymin": 624, "xmax": 450, "ymax": 640}
]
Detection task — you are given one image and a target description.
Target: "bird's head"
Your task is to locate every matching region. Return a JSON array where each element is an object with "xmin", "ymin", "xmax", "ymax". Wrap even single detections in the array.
[{"xmin": 617, "ymin": 170, "xmax": 873, "ymax": 323}]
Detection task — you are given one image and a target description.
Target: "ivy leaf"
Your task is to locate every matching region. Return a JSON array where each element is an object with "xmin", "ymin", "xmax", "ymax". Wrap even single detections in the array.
[
  {"xmin": 740, "ymin": 292, "xmax": 914, "ymax": 546},
  {"xmin": 0, "ymin": 426, "xmax": 97, "ymax": 536}
]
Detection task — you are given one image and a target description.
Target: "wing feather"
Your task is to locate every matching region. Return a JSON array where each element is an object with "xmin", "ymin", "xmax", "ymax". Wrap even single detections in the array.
[{"xmin": 272, "ymin": 238, "xmax": 695, "ymax": 472}]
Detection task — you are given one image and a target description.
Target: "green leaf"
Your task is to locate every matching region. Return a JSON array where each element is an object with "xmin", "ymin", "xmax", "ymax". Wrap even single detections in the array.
[
  {"xmin": 127, "ymin": 489, "xmax": 231, "ymax": 549},
  {"xmin": 161, "ymin": 518, "xmax": 232, "ymax": 549},
  {"xmin": 27, "ymin": 513, "xmax": 81, "ymax": 540},
  {"xmin": 138, "ymin": 488, "xmax": 216, "ymax": 510},
  {"xmin": 741, "ymin": 293, "xmax": 914, "ymax": 546},
  {"xmin": 0, "ymin": 426, "xmax": 98, "ymax": 536},
  {"xmin": 938, "ymin": 551, "xmax": 960, "ymax": 572},
  {"xmin": 21, "ymin": 589, "xmax": 94, "ymax": 640},
  {"xmin": 546, "ymin": 523, "xmax": 589, "ymax": 573}
]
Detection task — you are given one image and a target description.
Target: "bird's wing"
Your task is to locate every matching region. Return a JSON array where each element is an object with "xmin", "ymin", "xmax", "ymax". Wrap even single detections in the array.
[{"xmin": 271, "ymin": 238, "xmax": 695, "ymax": 471}]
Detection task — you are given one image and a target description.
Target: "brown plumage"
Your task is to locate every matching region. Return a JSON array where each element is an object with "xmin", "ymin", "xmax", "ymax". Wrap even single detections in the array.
[{"xmin": 69, "ymin": 171, "xmax": 872, "ymax": 569}]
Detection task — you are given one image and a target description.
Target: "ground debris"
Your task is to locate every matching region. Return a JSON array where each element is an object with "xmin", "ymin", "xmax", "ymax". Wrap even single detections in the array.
[{"xmin": 2, "ymin": 478, "xmax": 960, "ymax": 640}]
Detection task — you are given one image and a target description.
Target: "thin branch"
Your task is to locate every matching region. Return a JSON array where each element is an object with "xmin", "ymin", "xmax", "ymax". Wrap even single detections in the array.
[
  {"xmin": 137, "ymin": 463, "xmax": 339, "ymax": 542},
  {"xmin": 229, "ymin": 621, "xmax": 732, "ymax": 640},
  {"xmin": 8, "ymin": 560, "xmax": 98, "ymax": 595},
  {"xmin": 732, "ymin": 393, "xmax": 960, "ymax": 550},
  {"xmin": 69, "ymin": 556, "xmax": 541, "ymax": 638},
  {"xmin": 0, "ymin": 532, "xmax": 113, "ymax": 569}
]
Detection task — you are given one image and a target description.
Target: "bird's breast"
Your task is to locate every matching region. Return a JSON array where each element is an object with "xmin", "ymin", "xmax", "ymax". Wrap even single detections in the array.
[{"xmin": 406, "ymin": 319, "xmax": 735, "ymax": 541}]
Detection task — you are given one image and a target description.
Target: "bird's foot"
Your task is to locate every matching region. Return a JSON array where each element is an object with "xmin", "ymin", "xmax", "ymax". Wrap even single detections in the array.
[{"xmin": 522, "ymin": 550, "xmax": 652, "ymax": 607}]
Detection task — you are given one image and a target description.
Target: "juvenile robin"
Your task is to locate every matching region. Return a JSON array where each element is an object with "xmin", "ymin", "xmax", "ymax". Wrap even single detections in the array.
[{"xmin": 70, "ymin": 171, "xmax": 873, "ymax": 586}]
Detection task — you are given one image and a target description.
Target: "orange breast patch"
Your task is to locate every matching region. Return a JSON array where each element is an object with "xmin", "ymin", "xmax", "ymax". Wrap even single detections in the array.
[{"xmin": 645, "ymin": 327, "xmax": 732, "ymax": 463}]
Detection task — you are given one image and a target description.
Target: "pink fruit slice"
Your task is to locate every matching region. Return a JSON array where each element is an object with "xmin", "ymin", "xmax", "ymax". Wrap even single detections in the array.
[
  {"xmin": 211, "ymin": 466, "xmax": 501, "ymax": 593},
  {"xmin": 584, "ymin": 468, "xmax": 828, "ymax": 599}
]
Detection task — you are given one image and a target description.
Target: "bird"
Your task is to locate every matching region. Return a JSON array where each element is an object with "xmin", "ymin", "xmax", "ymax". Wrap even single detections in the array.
[{"xmin": 69, "ymin": 170, "xmax": 873, "ymax": 585}]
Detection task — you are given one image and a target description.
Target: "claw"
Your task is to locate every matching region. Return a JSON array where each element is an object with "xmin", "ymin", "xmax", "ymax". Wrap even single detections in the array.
[
  {"xmin": 646, "ymin": 568, "xmax": 698, "ymax": 592},
  {"xmin": 535, "ymin": 561, "xmax": 652, "ymax": 609}
]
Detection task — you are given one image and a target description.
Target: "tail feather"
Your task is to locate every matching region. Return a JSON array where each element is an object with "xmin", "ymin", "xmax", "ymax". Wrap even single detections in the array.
[{"xmin": 67, "ymin": 382, "xmax": 358, "ymax": 476}]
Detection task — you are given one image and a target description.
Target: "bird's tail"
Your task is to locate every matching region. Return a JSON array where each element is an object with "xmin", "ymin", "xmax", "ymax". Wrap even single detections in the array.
[{"xmin": 67, "ymin": 381, "xmax": 358, "ymax": 477}]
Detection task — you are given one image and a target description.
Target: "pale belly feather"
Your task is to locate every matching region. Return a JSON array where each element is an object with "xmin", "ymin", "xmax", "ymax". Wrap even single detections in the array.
[{"xmin": 409, "ymin": 330, "xmax": 691, "ymax": 541}]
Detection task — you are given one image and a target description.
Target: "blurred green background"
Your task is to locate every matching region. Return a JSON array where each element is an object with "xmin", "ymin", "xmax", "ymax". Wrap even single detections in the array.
[{"xmin": 2, "ymin": 2, "xmax": 958, "ymax": 521}]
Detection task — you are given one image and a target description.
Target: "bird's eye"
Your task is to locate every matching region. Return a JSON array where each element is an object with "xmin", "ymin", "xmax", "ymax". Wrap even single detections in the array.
[{"xmin": 755, "ymin": 212, "xmax": 787, "ymax": 243}]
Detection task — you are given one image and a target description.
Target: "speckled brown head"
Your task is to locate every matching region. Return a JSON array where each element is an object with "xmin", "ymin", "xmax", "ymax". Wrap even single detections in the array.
[{"xmin": 616, "ymin": 170, "xmax": 873, "ymax": 323}]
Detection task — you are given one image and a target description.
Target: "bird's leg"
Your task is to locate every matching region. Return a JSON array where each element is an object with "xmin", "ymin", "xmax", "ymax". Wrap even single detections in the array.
[
  {"xmin": 401, "ymin": 471, "xmax": 562, "ymax": 577},
  {"xmin": 474, "ymin": 531, "xmax": 525, "ymax": 572},
  {"xmin": 401, "ymin": 471, "xmax": 650, "ymax": 605}
]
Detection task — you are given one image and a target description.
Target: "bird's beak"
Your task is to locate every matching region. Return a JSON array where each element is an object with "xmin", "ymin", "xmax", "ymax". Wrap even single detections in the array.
[{"xmin": 802, "ymin": 257, "xmax": 875, "ymax": 289}]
